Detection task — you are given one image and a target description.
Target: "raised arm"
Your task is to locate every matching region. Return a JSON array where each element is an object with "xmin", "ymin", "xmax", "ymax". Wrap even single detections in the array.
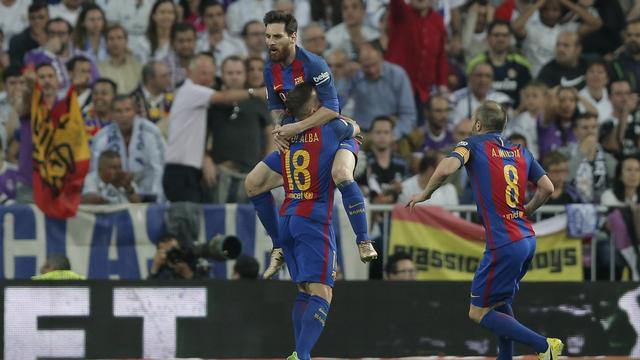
[
  {"xmin": 406, "ymin": 157, "xmax": 460, "ymax": 210},
  {"xmin": 559, "ymin": 0, "xmax": 602, "ymax": 36},
  {"xmin": 210, "ymin": 87, "xmax": 265, "ymax": 105},
  {"xmin": 511, "ymin": 0, "xmax": 545, "ymax": 39}
]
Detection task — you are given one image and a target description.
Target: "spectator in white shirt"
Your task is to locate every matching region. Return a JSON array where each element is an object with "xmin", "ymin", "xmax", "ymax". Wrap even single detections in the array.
[
  {"xmin": 0, "ymin": 0, "xmax": 29, "ymax": 51},
  {"xmin": 100, "ymin": 0, "xmax": 155, "ymax": 57},
  {"xmin": 398, "ymin": 150, "xmax": 459, "ymax": 206},
  {"xmin": 326, "ymin": 0, "xmax": 379, "ymax": 60},
  {"xmin": 578, "ymin": 58, "xmax": 612, "ymax": 123},
  {"xmin": 82, "ymin": 150, "xmax": 141, "ymax": 204},
  {"xmin": 163, "ymin": 53, "xmax": 263, "ymax": 202},
  {"xmin": 134, "ymin": 0, "xmax": 177, "ymax": 64},
  {"xmin": 49, "ymin": 0, "xmax": 83, "ymax": 27},
  {"xmin": 226, "ymin": 0, "xmax": 273, "ymax": 36},
  {"xmin": 196, "ymin": 0, "xmax": 247, "ymax": 74}
]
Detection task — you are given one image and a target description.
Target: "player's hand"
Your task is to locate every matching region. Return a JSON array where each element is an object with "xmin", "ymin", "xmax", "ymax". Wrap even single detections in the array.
[
  {"xmin": 405, "ymin": 192, "xmax": 429, "ymax": 213},
  {"xmin": 272, "ymin": 122, "xmax": 300, "ymax": 139},
  {"xmin": 272, "ymin": 124, "xmax": 290, "ymax": 153}
]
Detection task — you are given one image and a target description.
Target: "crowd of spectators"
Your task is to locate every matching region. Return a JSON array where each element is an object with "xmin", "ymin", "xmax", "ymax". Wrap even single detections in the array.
[{"xmin": 1, "ymin": 1, "xmax": 640, "ymax": 275}]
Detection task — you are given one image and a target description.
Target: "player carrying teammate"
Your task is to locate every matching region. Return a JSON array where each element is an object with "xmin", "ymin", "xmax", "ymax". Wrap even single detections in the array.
[
  {"xmin": 244, "ymin": 11, "xmax": 376, "ymax": 279},
  {"xmin": 267, "ymin": 82, "xmax": 358, "ymax": 360},
  {"xmin": 407, "ymin": 101, "xmax": 563, "ymax": 360}
]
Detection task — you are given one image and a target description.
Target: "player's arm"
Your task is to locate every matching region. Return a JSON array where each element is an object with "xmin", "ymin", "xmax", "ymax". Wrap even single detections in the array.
[
  {"xmin": 270, "ymin": 109, "xmax": 287, "ymax": 126},
  {"xmin": 273, "ymin": 106, "xmax": 338, "ymax": 137},
  {"xmin": 406, "ymin": 157, "xmax": 460, "ymax": 211},
  {"xmin": 524, "ymin": 175, "xmax": 554, "ymax": 216}
]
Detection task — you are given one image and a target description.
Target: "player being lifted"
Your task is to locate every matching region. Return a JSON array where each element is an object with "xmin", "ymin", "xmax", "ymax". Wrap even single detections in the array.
[
  {"xmin": 244, "ymin": 11, "xmax": 376, "ymax": 279},
  {"xmin": 407, "ymin": 101, "xmax": 563, "ymax": 360},
  {"xmin": 266, "ymin": 82, "xmax": 358, "ymax": 360}
]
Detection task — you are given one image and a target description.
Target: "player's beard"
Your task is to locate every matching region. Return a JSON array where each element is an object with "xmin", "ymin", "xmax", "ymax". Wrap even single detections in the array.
[{"xmin": 269, "ymin": 45, "xmax": 291, "ymax": 63}]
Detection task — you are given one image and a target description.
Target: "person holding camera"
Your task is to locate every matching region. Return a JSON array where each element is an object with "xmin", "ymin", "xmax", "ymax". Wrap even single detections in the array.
[
  {"xmin": 81, "ymin": 150, "xmax": 141, "ymax": 204},
  {"xmin": 148, "ymin": 234, "xmax": 208, "ymax": 280}
]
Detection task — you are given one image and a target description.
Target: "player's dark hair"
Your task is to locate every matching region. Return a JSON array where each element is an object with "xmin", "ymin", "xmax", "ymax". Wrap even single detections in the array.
[
  {"xmin": 613, "ymin": 154, "xmax": 640, "ymax": 203},
  {"xmin": 371, "ymin": 115, "xmax": 395, "ymax": 130},
  {"xmin": 386, "ymin": 252, "xmax": 413, "ymax": 275},
  {"xmin": 573, "ymin": 112, "xmax": 598, "ymax": 128},
  {"xmin": 44, "ymin": 254, "xmax": 71, "ymax": 271},
  {"xmin": 542, "ymin": 150, "xmax": 568, "ymax": 170},
  {"xmin": 285, "ymin": 82, "xmax": 315, "ymax": 119},
  {"xmin": 94, "ymin": 77, "xmax": 118, "ymax": 94},
  {"xmin": 98, "ymin": 150, "xmax": 121, "ymax": 168},
  {"xmin": 233, "ymin": 255, "xmax": 260, "ymax": 279},
  {"xmin": 66, "ymin": 55, "xmax": 91, "ymax": 72},
  {"xmin": 418, "ymin": 150, "xmax": 440, "ymax": 174},
  {"xmin": 2, "ymin": 65, "xmax": 22, "ymax": 83},
  {"xmin": 487, "ymin": 20, "xmax": 511, "ymax": 35},
  {"xmin": 199, "ymin": 0, "xmax": 224, "ymax": 17},
  {"xmin": 508, "ymin": 132, "xmax": 527, "ymax": 146},
  {"xmin": 263, "ymin": 10, "xmax": 297, "ymax": 35},
  {"xmin": 475, "ymin": 101, "xmax": 506, "ymax": 132},
  {"xmin": 170, "ymin": 22, "xmax": 196, "ymax": 42}
]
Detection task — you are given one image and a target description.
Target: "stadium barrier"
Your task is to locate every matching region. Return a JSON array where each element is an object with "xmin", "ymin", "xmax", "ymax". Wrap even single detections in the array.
[
  {"xmin": 0, "ymin": 203, "xmax": 622, "ymax": 281},
  {"xmin": 2, "ymin": 280, "xmax": 638, "ymax": 359}
]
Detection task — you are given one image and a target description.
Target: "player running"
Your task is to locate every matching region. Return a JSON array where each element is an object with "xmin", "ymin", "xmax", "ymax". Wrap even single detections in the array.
[
  {"xmin": 407, "ymin": 101, "xmax": 563, "ymax": 360},
  {"xmin": 265, "ymin": 82, "xmax": 358, "ymax": 360},
  {"xmin": 244, "ymin": 11, "xmax": 376, "ymax": 279}
]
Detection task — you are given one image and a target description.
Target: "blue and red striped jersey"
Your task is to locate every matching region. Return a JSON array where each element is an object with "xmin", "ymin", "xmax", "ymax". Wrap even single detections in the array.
[
  {"xmin": 277, "ymin": 119, "xmax": 354, "ymax": 224},
  {"xmin": 449, "ymin": 132, "xmax": 546, "ymax": 249},
  {"xmin": 264, "ymin": 46, "xmax": 340, "ymax": 114}
]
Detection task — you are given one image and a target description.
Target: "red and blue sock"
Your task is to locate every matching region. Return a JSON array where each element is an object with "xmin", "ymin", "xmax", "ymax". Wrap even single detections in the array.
[
  {"xmin": 249, "ymin": 192, "xmax": 280, "ymax": 247},
  {"xmin": 337, "ymin": 180, "xmax": 369, "ymax": 243},
  {"xmin": 479, "ymin": 308, "xmax": 547, "ymax": 353},
  {"xmin": 296, "ymin": 295, "xmax": 330, "ymax": 360}
]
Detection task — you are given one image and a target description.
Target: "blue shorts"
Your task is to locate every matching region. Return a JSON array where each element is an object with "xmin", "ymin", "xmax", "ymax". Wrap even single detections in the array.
[
  {"xmin": 279, "ymin": 215, "xmax": 338, "ymax": 287},
  {"xmin": 470, "ymin": 236, "xmax": 536, "ymax": 308},
  {"xmin": 261, "ymin": 138, "xmax": 359, "ymax": 174}
]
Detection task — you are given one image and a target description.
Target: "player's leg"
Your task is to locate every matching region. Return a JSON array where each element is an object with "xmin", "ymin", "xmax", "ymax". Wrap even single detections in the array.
[
  {"xmin": 468, "ymin": 242, "xmax": 549, "ymax": 355},
  {"xmin": 332, "ymin": 143, "xmax": 376, "ymax": 262},
  {"xmin": 493, "ymin": 302, "xmax": 514, "ymax": 359},
  {"xmin": 296, "ymin": 282, "xmax": 332, "ymax": 360},
  {"xmin": 245, "ymin": 153, "xmax": 285, "ymax": 278}
]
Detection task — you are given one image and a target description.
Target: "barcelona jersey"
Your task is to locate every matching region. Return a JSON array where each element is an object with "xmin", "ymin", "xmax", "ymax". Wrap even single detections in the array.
[
  {"xmin": 276, "ymin": 119, "xmax": 354, "ymax": 224},
  {"xmin": 264, "ymin": 46, "xmax": 340, "ymax": 114},
  {"xmin": 449, "ymin": 132, "xmax": 546, "ymax": 250}
]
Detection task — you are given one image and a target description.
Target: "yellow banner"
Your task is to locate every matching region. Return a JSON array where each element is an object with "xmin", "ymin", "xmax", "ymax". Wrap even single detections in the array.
[{"xmin": 389, "ymin": 207, "xmax": 583, "ymax": 281}]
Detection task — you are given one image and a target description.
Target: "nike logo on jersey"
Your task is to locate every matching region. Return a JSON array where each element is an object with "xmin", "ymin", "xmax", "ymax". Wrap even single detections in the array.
[{"xmin": 348, "ymin": 202, "xmax": 364, "ymax": 209}]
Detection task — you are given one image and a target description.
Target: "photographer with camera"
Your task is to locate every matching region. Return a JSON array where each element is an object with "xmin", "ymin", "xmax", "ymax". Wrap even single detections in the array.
[{"xmin": 148, "ymin": 234, "xmax": 209, "ymax": 280}]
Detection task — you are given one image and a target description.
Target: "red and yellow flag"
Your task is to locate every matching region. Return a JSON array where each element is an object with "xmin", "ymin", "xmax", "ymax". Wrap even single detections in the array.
[
  {"xmin": 390, "ymin": 205, "xmax": 583, "ymax": 281},
  {"xmin": 31, "ymin": 85, "xmax": 90, "ymax": 219}
]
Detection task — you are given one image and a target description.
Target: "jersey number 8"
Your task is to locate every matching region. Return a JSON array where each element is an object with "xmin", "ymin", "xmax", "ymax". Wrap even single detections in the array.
[
  {"xmin": 284, "ymin": 149, "xmax": 311, "ymax": 191},
  {"xmin": 503, "ymin": 164, "xmax": 519, "ymax": 208}
]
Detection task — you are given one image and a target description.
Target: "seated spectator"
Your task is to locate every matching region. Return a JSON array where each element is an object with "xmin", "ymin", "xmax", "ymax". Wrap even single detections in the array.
[
  {"xmin": 578, "ymin": 58, "xmax": 611, "ymax": 123},
  {"xmin": 205, "ymin": 56, "xmax": 273, "ymax": 203},
  {"xmin": 347, "ymin": 42, "xmax": 416, "ymax": 138},
  {"xmin": 49, "ymin": 0, "xmax": 83, "ymax": 26},
  {"xmin": 130, "ymin": 61, "xmax": 174, "ymax": 138},
  {"xmin": 163, "ymin": 23, "xmax": 197, "ymax": 89},
  {"xmin": 453, "ymin": 117, "xmax": 473, "ymax": 144},
  {"xmin": 196, "ymin": 1, "xmax": 247, "ymax": 73},
  {"xmin": 85, "ymin": 78, "xmax": 116, "ymax": 142},
  {"xmin": 385, "ymin": 252, "xmax": 416, "ymax": 281},
  {"xmin": 0, "ymin": 66, "xmax": 25, "ymax": 142},
  {"xmin": 178, "ymin": 0, "xmax": 205, "ymax": 34},
  {"xmin": 326, "ymin": 0, "xmax": 379, "ymax": 60},
  {"xmin": 0, "ymin": 132, "xmax": 19, "ymax": 205},
  {"xmin": 504, "ymin": 81, "xmax": 546, "ymax": 159},
  {"xmin": 537, "ymin": 31, "xmax": 587, "ymax": 89},
  {"xmin": 245, "ymin": 56, "xmax": 266, "ymax": 88},
  {"xmin": 326, "ymin": 49, "xmax": 351, "ymax": 111},
  {"xmin": 508, "ymin": 132, "xmax": 527, "ymax": 148},
  {"xmin": 66, "ymin": 56, "xmax": 93, "ymax": 114},
  {"xmin": 25, "ymin": 17, "xmax": 100, "ymax": 92},
  {"xmin": 148, "ymin": 234, "xmax": 208, "ymax": 280},
  {"xmin": 241, "ymin": 20, "xmax": 267, "ymax": 60},
  {"xmin": 601, "ymin": 155, "xmax": 640, "ymax": 206},
  {"xmin": 8, "ymin": 2, "xmax": 48, "ymax": 68},
  {"xmin": 538, "ymin": 86, "xmax": 596, "ymax": 159},
  {"xmin": 398, "ymin": 150, "xmax": 459, "ymax": 206},
  {"xmin": 133, "ymin": 0, "xmax": 178, "ymax": 64},
  {"xmin": 610, "ymin": 19, "xmax": 640, "ymax": 93},
  {"xmin": 31, "ymin": 254, "xmax": 85, "ymax": 280},
  {"xmin": 274, "ymin": 0, "xmax": 311, "ymax": 29},
  {"xmin": 512, "ymin": 0, "xmax": 601, "ymax": 76},
  {"xmin": 310, "ymin": 0, "xmax": 342, "ymax": 29},
  {"xmin": 98, "ymin": 24, "xmax": 142, "ymax": 95},
  {"xmin": 466, "ymin": 20, "xmax": 532, "ymax": 107},
  {"xmin": 542, "ymin": 150, "xmax": 583, "ymax": 205},
  {"xmin": 361, "ymin": 116, "xmax": 409, "ymax": 204},
  {"xmin": 91, "ymin": 95, "xmax": 166, "ymax": 202},
  {"xmin": 600, "ymin": 80, "xmax": 640, "ymax": 158},
  {"xmin": 0, "ymin": 0, "xmax": 29, "ymax": 52},
  {"xmin": 559, "ymin": 113, "xmax": 616, "ymax": 203},
  {"xmin": 72, "ymin": 3, "xmax": 108, "ymax": 63},
  {"xmin": 226, "ymin": 0, "xmax": 273, "ymax": 36},
  {"xmin": 82, "ymin": 150, "xmax": 141, "ymax": 204},
  {"xmin": 100, "ymin": 0, "xmax": 155, "ymax": 62},
  {"xmin": 232, "ymin": 255, "xmax": 260, "ymax": 279},
  {"xmin": 450, "ymin": 62, "xmax": 509, "ymax": 127},
  {"xmin": 300, "ymin": 22, "xmax": 327, "ymax": 56}
]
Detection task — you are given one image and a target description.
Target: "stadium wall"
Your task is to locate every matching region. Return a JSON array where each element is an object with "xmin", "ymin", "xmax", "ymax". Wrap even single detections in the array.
[{"xmin": 2, "ymin": 281, "xmax": 638, "ymax": 359}]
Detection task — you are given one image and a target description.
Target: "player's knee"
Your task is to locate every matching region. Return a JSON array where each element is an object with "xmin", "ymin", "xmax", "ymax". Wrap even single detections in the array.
[{"xmin": 468, "ymin": 306, "xmax": 487, "ymax": 323}]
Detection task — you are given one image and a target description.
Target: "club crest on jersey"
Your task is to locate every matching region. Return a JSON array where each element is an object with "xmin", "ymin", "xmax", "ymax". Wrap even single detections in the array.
[
  {"xmin": 313, "ymin": 71, "xmax": 330, "ymax": 85},
  {"xmin": 294, "ymin": 76, "xmax": 304, "ymax": 85}
]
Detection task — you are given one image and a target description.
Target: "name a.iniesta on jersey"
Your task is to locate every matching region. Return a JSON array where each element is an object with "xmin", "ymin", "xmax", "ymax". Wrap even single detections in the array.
[{"xmin": 491, "ymin": 148, "xmax": 521, "ymax": 158}]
